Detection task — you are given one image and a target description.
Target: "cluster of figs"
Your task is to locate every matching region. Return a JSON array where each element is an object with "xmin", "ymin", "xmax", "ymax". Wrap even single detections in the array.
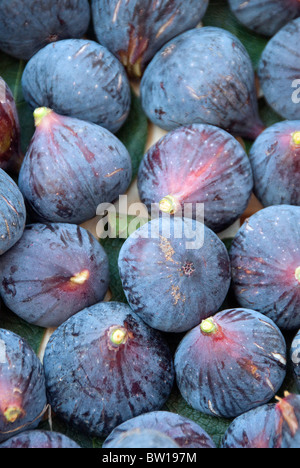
[{"xmin": 0, "ymin": 0, "xmax": 300, "ymax": 450}]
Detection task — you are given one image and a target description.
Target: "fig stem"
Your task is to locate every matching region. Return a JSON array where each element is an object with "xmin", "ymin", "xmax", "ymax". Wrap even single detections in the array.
[
  {"xmin": 295, "ymin": 267, "xmax": 300, "ymax": 283},
  {"xmin": 4, "ymin": 406, "xmax": 23, "ymax": 423},
  {"xmin": 110, "ymin": 327, "xmax": 128, "ymax": 346},
  {"xmin": 33, "ymin": 107, "xmax": 53, "ymax": 127},
  {"xmin": 292, "ymin": 132, "xmax": 300, "ymax": 146},
  {"xmin": 159, "ymin": 195, "xmax": 179, "ymax": 215},
  {"xmin": 200, "ymin": 317, "xmax": 218, "ymax": 335},
  {"xmin": 70, "ymin": 269, "xmax": 90, "ymax": 285}
]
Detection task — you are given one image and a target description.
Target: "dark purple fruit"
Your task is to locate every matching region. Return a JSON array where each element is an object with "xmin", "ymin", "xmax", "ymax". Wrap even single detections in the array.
[
  {"xmin": 0, "ymin": 0, "xmax": 90, "ymax": 60},
  {"xmin": 118, "ymin": 217, "xmax": 231, "ymax": 333},
  {"xmin": 0, "ymin": 77, "xmax": 22, "ymax": 171},
  {"xmin": 175, "ymin": 308, "xmax": 287, "ymax": 419},
  {"xmin": 0, "ymin": 223, "xmax": 109, "ymax": 328},
  {"xmin": 0, "ymin": 430, "xmax": 80, "ymax": 448},
  {"xmin": 138, "ymin": 124, "xmax": 253, "ymax": 233},
  {"xmin": 104, "ymin": 428, "xmax": 180, "ymax": 449},
  {"xmin": 140, "ymin": 27, "xmax": 264, "ymax": 139},
  {"xmin": 92, "ymin": 0, "xmax": 208, "ymax": 77},
  {"xmin": 249, "ymin": 121, "xmax": 300, "ymax": 207},
  {"xmin": 230, "ymin": 205, "xmax": 300, "ymax": 330},
  {"xmin": 0, "ymin": 329, "xmax": 47, "ymax": 443},
  {"xmin": 291, "ymin": 330, "xmax": 300, "ymax": 391},
  {"xmin": 0, "ymin": 169, "xmax": 26, "ymax": 256},
  {"xmin": 43, "ymin": 302, "xmax": 174, "ymax": 437},
  {"xmin": 103, "ymin": 411, "xmax": 216, "ymax": 449},
  {"xmin": 22, "ymin": 39, "xmax": 131, "ymax": 133},
  {"xmin": 228, "ymin": 0, "xmax": 300, "ymax": 37},
  {"xmin": 18, "ymin": 108, "xmax": 132, "ymax": 224},
  {"xmin": 222, "ymin": 393, "xmax": 300, "ymax": 448}
]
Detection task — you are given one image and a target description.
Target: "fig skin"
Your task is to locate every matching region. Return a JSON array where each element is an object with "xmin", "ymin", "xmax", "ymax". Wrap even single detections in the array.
[
  {"xmin": 0, "ymin": 430, "xmax": 80, "ymax": 449},
  {"xmin": 0, "ymin": 0, "xmax": 90, "ymax": 60},
  {"xmin": 291, "ymin": 330, "xmax": 300, "ymax": 391},
  {"xmin": 228, "ymin": 0, "xmax": 300, "ymax": 37},
  {"xmin": 0, "ymin": 169, "xmax": 26, "ymax": 256},
  {"xmin": 222, "ymin": 393, "xmax": 300, "ymax": 448},
  {"xmin": 258, "ymin": 18, "xmax": 300, "ymax": 120},
  {"xmin": 138, "ymin": 124, "xmax": 254, "ymax": 233},
  {"xmin": 230, "ymin": 205, "xmax": 300, "ymax": 330},
  {"xmin": 175, "ymin": 308, "xmax": 287, "ymax": 419},
  {"xmin": 140, "ymin": 27, "xmax": 264, "ymax": 139},
  {"xmin": 0, "ymin": 223, "xmax": 110, "ymax": 328},
  {"xmin": 0, "ymin": 78, "xmax": 22, "ymax": 171},
  {"xmin": 43, "ymin": 302, "xmax": 175, "ymax": 437},
  {"xmin": 249, "ymin": 121, "xmax": 300, "ymax": 207},
  {"xmin": 92, "ymin": 0, "xmax": 208, "ymax": 78},
  {"xmin": 103, "ymin": 411, "xmax": 216, "ymax": 449},
  {"xmin": 103, "ymin": 428, "xmax": 180, "ymax": 449},
  {"xmin": 0, "ymin": 329, "xmax": 47, "ymax": 443},
  {"xmin": 18, "ymin": 108, "xmax": 132, "ymax": 225},
  {"xmin": 118, "ymin": 217, "xmax": 231, "ymax": 334},
  {"xmin": 21, "ymin": 39, "xmax": 131, "ymax": 133}
]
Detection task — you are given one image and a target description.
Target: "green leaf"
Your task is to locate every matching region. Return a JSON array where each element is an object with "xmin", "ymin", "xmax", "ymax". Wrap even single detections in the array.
[{"xmin": 100, "ymin": 237, "xmax": 128, "ymax": 303}]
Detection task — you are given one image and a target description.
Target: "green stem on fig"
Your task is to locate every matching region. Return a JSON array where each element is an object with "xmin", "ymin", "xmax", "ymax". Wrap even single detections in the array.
[
  {"xmin": 4, "ymin": 406, "xmax": 23, "ymax": 423},
  {"xmin": 33, "ymin": 107, "xmax": 53, "ymax": 127},
  {"xmin": 159, "ymin": 195, "xmax": 180, "ymax": 215},
  {"xmin": 110, "ymin": 327, "xmax": 128, "ymax": 346},
  {"xmin": 292, "ymin": 132, "xmax": 300, "ymax": 146},
  {"xmin": 200, "ymin": 317, "xmax": 218, "ymax": 335},
  {"xmin": 295, "ymin": 267, "xmax": 300, "ymax": 283},
  {"xmin": 70, "ymin": 269, "xmax": 90, "ymax": 285}
]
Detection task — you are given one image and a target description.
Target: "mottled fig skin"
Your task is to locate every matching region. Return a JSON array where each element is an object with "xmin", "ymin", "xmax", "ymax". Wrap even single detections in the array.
[
  {"xmin": 230, "ymin": 205, "xmax": 300, "ymax": 330},
  {"xmin": 22, "ymin": 39, "xmax": 131, "ymax": 133},
  {"xmin": 249, "ymin": 121, "xmax": 300, "ymax": 207},
  {"xmin": 0, "ymin": 223, "xmax": 109, "ymax": 328},
  {"xmin": 291, "ymin": 331, "xmax": 300, "ymax": 391},
  {"xmin": 0, "ymin": 0, "xmax": 90, "ymax": 60},
  {"xmin": 138, "ymin": 124, "xmax": 253, "ymax": 233},
  {"xmin": 0, "ymin": 430, "xmax": 80, "ymax": 449},
  {"xmin": 258, "ymin": 18, "xmax": 300, "ymax": 120},
  {"xmin": 0, "ymin": 78, "xmax": 22, "ymax": 171},
  {"xmin": 103, "ymin": 411, "xmax": 216, "ymax": 449},
  {"xmin": 104, "ymin": 429, "xmax": 180, "ymax": 449},
  {"xmin": 228, "ymin": 0, "xmax": 300, "ymax": 37},
  {"xmin": 118, "ymin": 217, "xmax": 231, "ymax": 333},
  {"xmin": 0, "ymin": 329, "xmax": 47, "ymax": 443},
  {"xmin": 43, "ymin": 302, "xmax": 174, "ymax": 437},
  {"xmin": 175, "ymin": 308, "xmax": 287, "ymax": 419},
  {"xmin": 18, "ymin": 108, "xmax": 132, "ymax": 224},
  {"xmin": 222, "ymin": 393, "xmax": 300, "ymax": 448},
  {"xmin": 92, "ymin": 0, "xmax": 208, "ymax": 77},
  {"xmin": 140, "ymin": 27, "xmax": 264, "ymax": 139},
  {"xmin": 0, "ymin": 169, "xmax": 26, "ymax": 256}
]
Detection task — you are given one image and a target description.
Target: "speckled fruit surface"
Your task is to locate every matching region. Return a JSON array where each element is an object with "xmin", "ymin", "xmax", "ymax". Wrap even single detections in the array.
[{"xmin": 0, "ymin": 430, "xmax": 81, "ymax": 449}]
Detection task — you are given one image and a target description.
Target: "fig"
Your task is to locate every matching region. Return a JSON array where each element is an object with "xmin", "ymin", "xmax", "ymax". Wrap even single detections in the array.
[
  {"xmin": 291, "ymin": 330, "xmax": 300, "ymax": 391},
  {"xmin": 258, "ymin": 18, "xmax": 300, "ymax": 120},
  {"xmin": 92, "ymin": 0, "xmax": 209, "ymax": 77},
  {"xmin": 103, "ymin": 411, "xmax": 216, "ymax": 448},
  {"xmin": 249, "ymin": 121, "xmax": 300, "ymax": 207},
  {"xmin": 138, "ymin": 124, "xmax": 253, "ymax": 233},
  {"xmin": 18, "ymin": 107, "xmax": 132, "ymax": 224},
  {"xmin": 0, "ymin": 0, "xmax": 90, "ymax": 60},
  {"xmin": 0, "ymin": 77, "xmax": 22, "ymax": 171},
  {"xmin": 228, "ymin": 0, "xmax": 300, "ymax": 37},
  {"xmin": 104, "ymin": 429, "xmax": 180, "ymax": 449},
  {"xmin": 0, "ymin": 169, "xmax": 26, "ymax": 256},
  {"xmin": 43, "ymin": 302, "xmax": 174, "ymax": 437},
  {"xmin": 0, "ymin": 223, "xmax": 109, "ymax": 328},
  {"xmin": 0, "ymin": 329, "xmax": 47, "ymax": 443},
  {"xmin": 118, "ymin": 217, "xmax": 231, "ymax": 333},
  {"xmin": 22, "ymin": 39, "xmax": 131, "ymax": 133},
  {"xmin": 175, "ymin": 308, "xmax": 287, "ymax": 419},
  {"xmin": 140, "ymin": 27, "xmax": 264, "ymax": 139},
  {"xmin": 0, "ymin": 430, "xmax": 80, "ymax": 448},
  {"xmin": 230, "ymin": 205, "xmax": 300, "ymax": 330}
]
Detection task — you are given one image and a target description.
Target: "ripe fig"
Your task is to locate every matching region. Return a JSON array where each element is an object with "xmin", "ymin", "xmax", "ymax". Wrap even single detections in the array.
[
  {"xmin": 22, "ymin": 39, "xmax": 131, "ymax": 133},
  {"xmin": 0, "ymin": 329, "xmax": 47, "ymax": 443},
  {"xmin": 138, "ymin": 124, "xmax": 253, "ymax": 233},
  {"xmin": 118, "ymin": 217, "xmax": 231, "ymax": 333},
  {"xmin": 0, "ymin": 77, "xmax": 22, "ymax": 171},
  {"xmin": 43, "ymin": 302, "xmax": 174, "ymax": 437},
  {"xmin": 140, "ymin": 27, "xmax": 264, "ymax": 139},
  {"xmin": 103, "ymin": 411, "xmax": 216, "ymax": 449},
  {"xmin": 0, "ymin": 0, "xmax": 90, "ymax": 60},
  {"xmin": 0, "ymin": 169, "xmax": 26, "ymax": 256},
  {"xmin": 258, "ymin": 18, "xmax": 300, "ymax": 120},
  {"xmin": 0, "ymin": 430, "xmax": 80, "ymax": 449},
  {"xmin": 249, "ymin": 121, "xmax": 300, "ymax": 207},
  {"xmin": 18, "ymin": 108, "xmax": 132, "ymax": 224},
  {"xmin": 0, "ymin": 223, "xmax": 109, "ymax": 328},
  {"xmin": 92, "ymin": 0, "xmax": 209, "ymax": 77},
  {"xmin": 175, "ymin": 308, "xmax": 287, "ymax": 419},
  {"xmin": 291, "ymin": 330, "xmax": 300, "ymax": 391},
  {"xmin": 228, "ymin": 0, "xmax": 300, "ymax": 37},
  {"xmin": 230, "ymin": 205, "xmax": 300, "ymax": 330},
  {"xmin": 104, "ymin": 429, "xmax": 180, "ymax": 449},
  {"xmin": 222, "ymin": 393, "xmax": 300, "ymax": 448}
]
